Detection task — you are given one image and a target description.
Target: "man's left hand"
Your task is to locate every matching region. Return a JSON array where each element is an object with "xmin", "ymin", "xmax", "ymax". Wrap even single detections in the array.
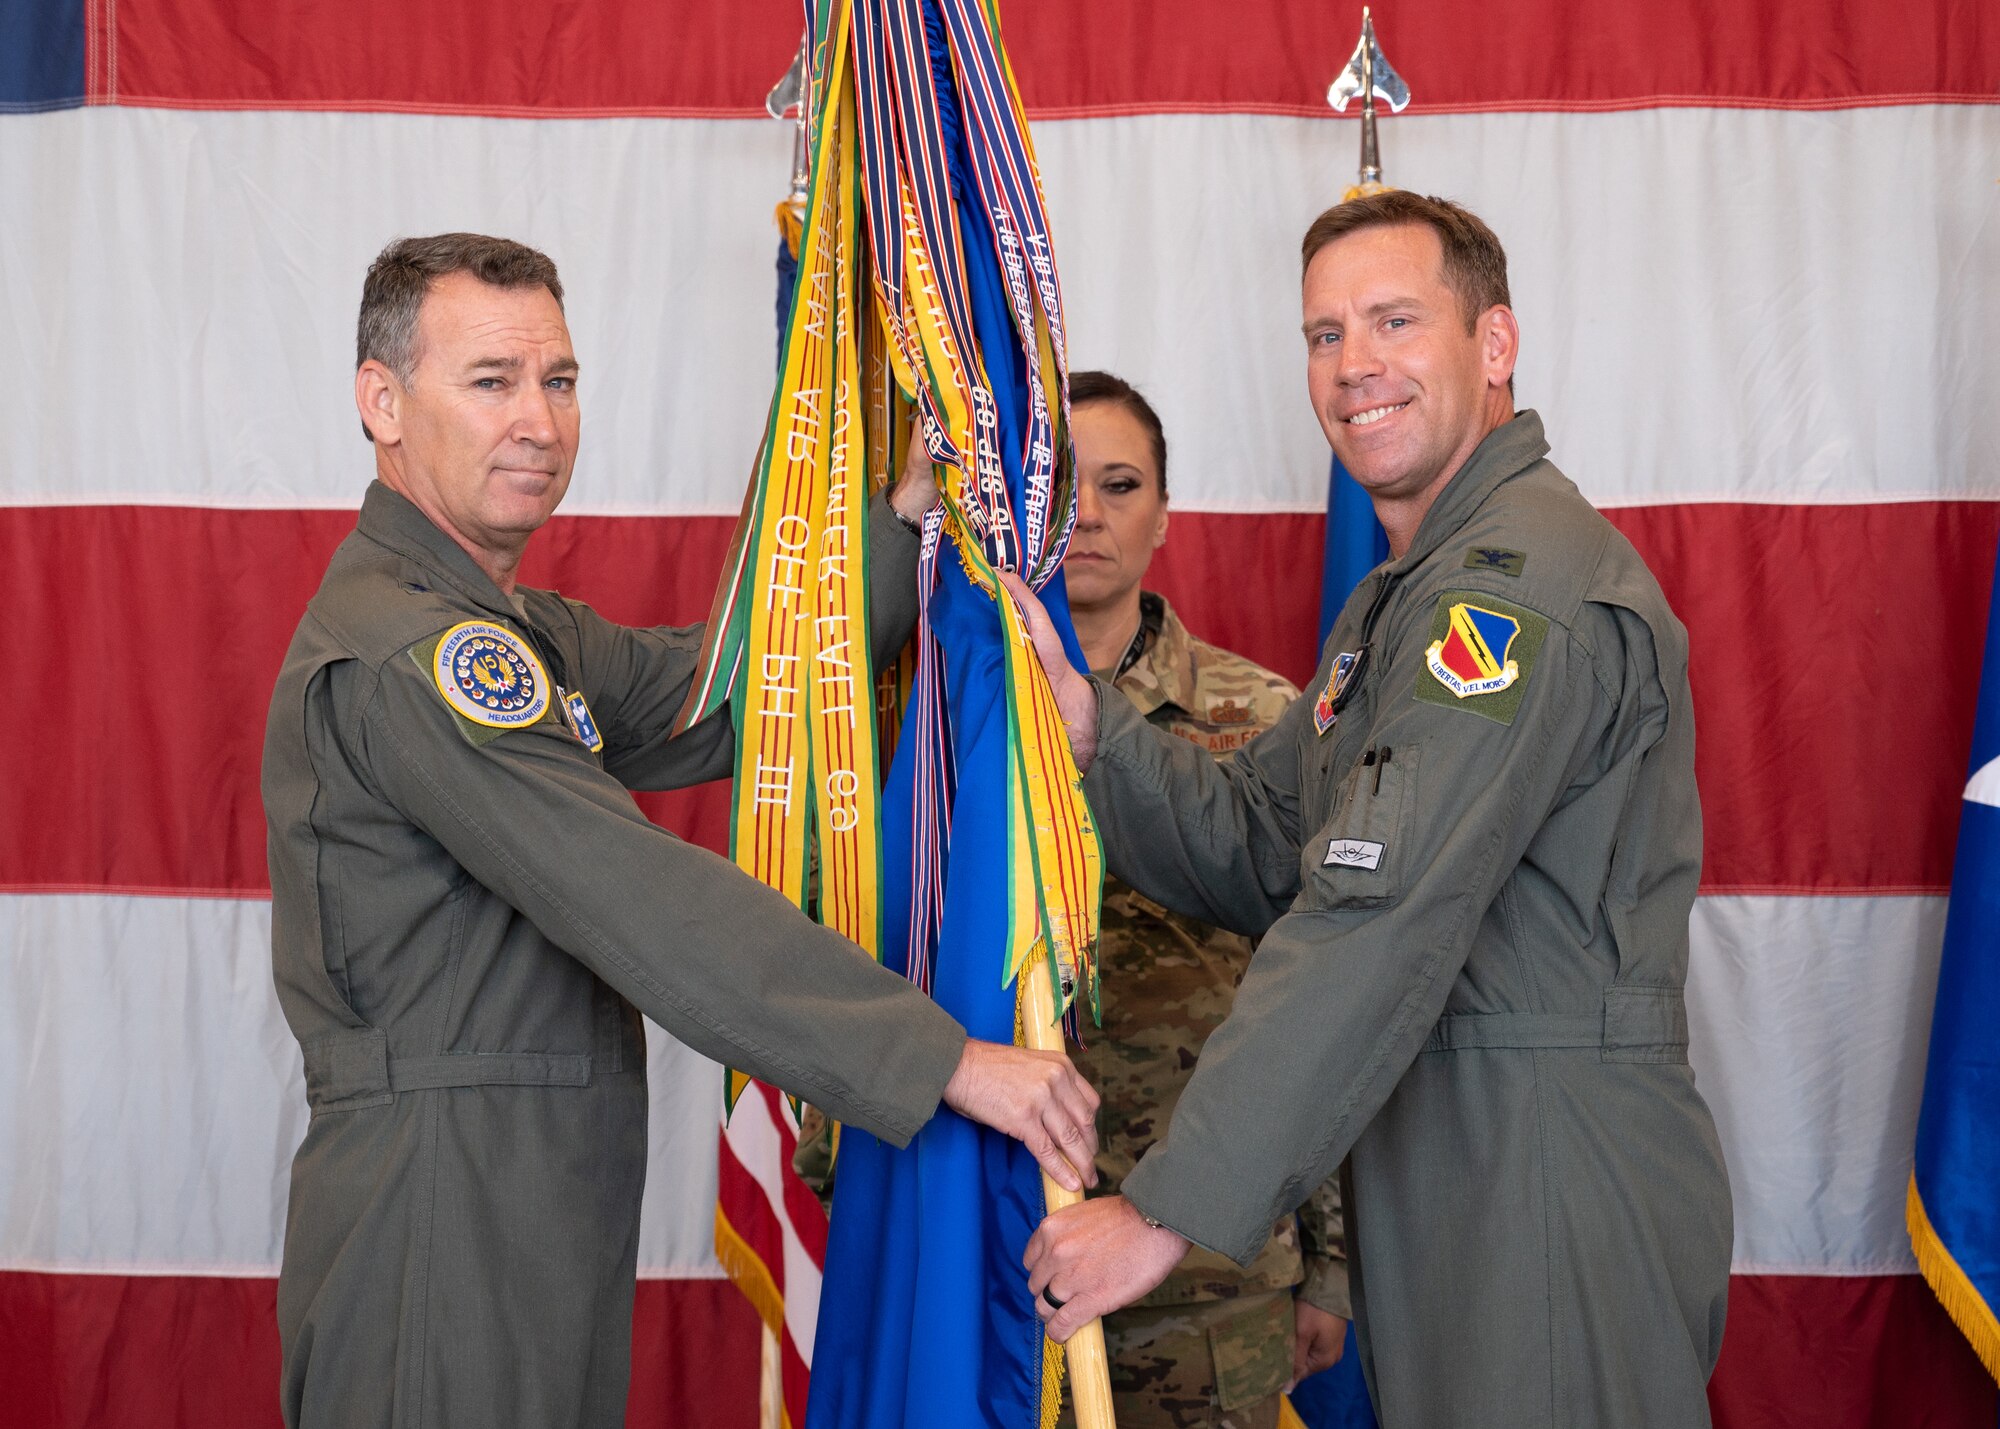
[
  {"xmin": 1024, "ymin": 1195, "xmax": 1189, "ymax": 1342},
  {"xmin": 889, "ymin": 427, "xmax": 941, "ymax": 525},
  {"xmin": 942, "ymin": 1040, "xmax": 1101, "ymax": 1193},
  {"xmin": 1288, "ymin": 1299, "xmax": 1348, "ymax": 1389}
]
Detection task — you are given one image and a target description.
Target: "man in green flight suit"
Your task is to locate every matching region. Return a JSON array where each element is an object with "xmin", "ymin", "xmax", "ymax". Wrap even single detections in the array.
[
  {"xmin": 262, "ymin": 234, "xmax": 1101, "ymax": 1429},
  {"xmin": 1017, "ymin": 194, "xmax": 1733, "ymax": 1427},
  {"xmin": 1053, "ymin": 371, "xmax": 1348, "ymax": 1428}
]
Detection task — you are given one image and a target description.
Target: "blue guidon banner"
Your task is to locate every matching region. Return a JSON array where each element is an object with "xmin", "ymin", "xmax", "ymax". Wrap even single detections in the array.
[{"xmin": 1909, "ymin": 552, "xmax": 2000, "ymax": 1383}]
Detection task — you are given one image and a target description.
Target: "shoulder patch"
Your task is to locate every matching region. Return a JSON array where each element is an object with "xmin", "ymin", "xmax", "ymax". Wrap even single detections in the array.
[
  {"xmin": 430, "ymin": 622, "xmax": 550, "ymax": 730},
  {"xmin": 1414, "ymin": 591, "xmax": 1550, "ymax": 726},
  {"xmin": 560, "ymin": 688, "xmax": 605, "ymax": 753},
  {"xmin": 1313, "ymin": 648, "xmax": 1365, "ymax": 735},
  {"xmin": 1462, "ymin": 546, "xmax": 1527, "ymax": 577}
]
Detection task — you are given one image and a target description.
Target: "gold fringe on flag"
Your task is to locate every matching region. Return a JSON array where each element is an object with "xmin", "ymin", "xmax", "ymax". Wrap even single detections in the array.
[{"xmin": 1908, "ymin": 1175, "xmax": 2000, "ymax": 1381}]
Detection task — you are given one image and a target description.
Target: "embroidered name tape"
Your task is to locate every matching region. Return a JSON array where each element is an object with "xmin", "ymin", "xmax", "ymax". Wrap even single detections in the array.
[
  {"xmin": 433, "ymin": 622, "xmax": 549, "ymax": 729},
  {"xmin": 1325, "ymin": 838, "xmax": 1385, "ymax": 870}
]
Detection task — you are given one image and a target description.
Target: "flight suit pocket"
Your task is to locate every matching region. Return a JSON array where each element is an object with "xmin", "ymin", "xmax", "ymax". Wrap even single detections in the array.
[{"xmin": 1303, "ymin": 743, "xmax": 1419, "ymax": 910}]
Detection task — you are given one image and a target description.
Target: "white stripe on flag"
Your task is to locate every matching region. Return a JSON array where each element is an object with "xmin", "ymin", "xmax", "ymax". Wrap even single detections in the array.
[
  {"xmin": 0, "ymin": 892, "xmax": 724, "ymax": 1277},
  {"xmin": 720, "ymin": 1084, "xmax": 823, "ymax": 1363},
  {"xmin": 0, "ymin": 889, "xmax": 1951, "ymax": 1279},
  {"xmin": 3, "ymin": 107, "xmax": 1995, "ymax": 514},
  {"xmin": 1688, "ymin": 893, "xmax": 1946, "ymax": 1275}
]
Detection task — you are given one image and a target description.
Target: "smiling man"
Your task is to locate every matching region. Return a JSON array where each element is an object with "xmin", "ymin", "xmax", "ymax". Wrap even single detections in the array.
[
  {"xmin": 262, "ymin": 234, "xmax": 1101, "ymax": 1428},
  {"xmin": 1014, "ymin": 193, "xmax": 1732, "ymax": 1426}
]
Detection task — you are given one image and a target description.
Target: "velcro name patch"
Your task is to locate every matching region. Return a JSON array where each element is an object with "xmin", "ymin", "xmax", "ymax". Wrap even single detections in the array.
[{"xmin": 1324, "ymin": 838, "xmax": 1385, "ymax": 870}]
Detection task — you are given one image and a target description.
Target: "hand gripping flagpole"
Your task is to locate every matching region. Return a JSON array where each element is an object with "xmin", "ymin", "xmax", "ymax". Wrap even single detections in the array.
[
  {"xmin": 1327, "ymin": 6, "xmax": 1410, "ymax": 200},
  {"xmin": 1021, "ymin": 954, "xmax": 1117, "ymax": 1428}
]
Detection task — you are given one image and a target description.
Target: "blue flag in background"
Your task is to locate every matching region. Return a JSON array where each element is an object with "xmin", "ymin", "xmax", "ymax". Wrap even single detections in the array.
[
  {"xmin": 1908, "ymin": 550, "xmax": 2000, "ymax": 1385},
  {"xmin": 1289, "ymin": 452, "xmax": 1384, "ymax": 1429},
  {"xmin": 1317, "ymin": 456, "xmax": 1389, "ymax": 650}
]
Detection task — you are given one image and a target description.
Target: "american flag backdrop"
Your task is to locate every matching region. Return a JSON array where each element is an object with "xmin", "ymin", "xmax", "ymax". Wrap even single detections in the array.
[{"xmin": 3, "ymin": 2, "xmax": 1999, "ymax": 1425}]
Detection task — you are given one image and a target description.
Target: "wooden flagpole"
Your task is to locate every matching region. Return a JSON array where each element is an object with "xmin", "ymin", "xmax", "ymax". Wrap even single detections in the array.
[{"xmin": 1022, "ymin": 956, "xmax": 1117, "ymax": 1428}]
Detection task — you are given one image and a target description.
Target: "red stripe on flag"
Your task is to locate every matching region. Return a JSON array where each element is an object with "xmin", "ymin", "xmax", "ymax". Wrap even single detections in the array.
[
  {"xmin": 102, "ymin": 0, "xmax": 2000, "ymax": 118},
  {"xmin": 1709, "ymin": 1274, "xmax": 1998, "ymax": 1427},
  {"xmin": 3, "ymin": 502, "xmax": 1992, "ymax": 897},
  {"xmin": 716, "ymin": 1084, "xmax": 823, "ymax": 1425},
  {"xmin": 0, "ymin": 505, "xmax": 738, "ymax": 895},
  {"xmin": 785, "ymin": 1331, "xmax": 811, "ymax": 1423},
  {"xmin": 628, "ymin": 1279, "xmax": 761, "ymax": 1429},
  {"xmin": 0, "ymin": 1270, "xmax": 759, "ymax": 1429},
  {"xmin": 4, "ymin": 1270, "xmax": 1988, "ymax": 1426},
  {"xmin": 1606, "ymin": 502, "xmax": 2000, "ymax": 895},
  {"xmin": 717, "ymin": 1132, "xmax": 789, "ymax": 1303},
  {"xmin": 757, "ymin": 1087, "xmax": 831, "ymax": 1267}
]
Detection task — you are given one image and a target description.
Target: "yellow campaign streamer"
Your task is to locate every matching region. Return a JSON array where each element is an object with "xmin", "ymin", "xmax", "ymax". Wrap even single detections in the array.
[
  {"xmin": 947, "ymin": 495, "xmax": 1104, "ymax": 1018},
  {"xmin": 735, "ymin": 7, "xmax": 838, "ymax": 912},
  {"xmin": 690, "ymin": 0, "xmax": 1098, "ymax": 1036},
  {"xmin": 722, "ymin": 9, "xmax": 891, "ymax": 1115},
  {"xmin": 808, "ymin": 109, "xmax": 881, "ymax": 956},
  {"xmin": 876, "ymin": 149, "xmax": 1101, "ymax": 1024}
]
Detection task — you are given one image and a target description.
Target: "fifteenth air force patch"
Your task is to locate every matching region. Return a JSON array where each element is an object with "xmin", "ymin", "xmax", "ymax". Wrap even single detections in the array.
[
  {"xmin": 1414, "ymin": 591, "xmax": 1549, "ymax": 726},
  {"xmin": 432, "ymin": 622, "xmax": 550, "ymax": 730}
]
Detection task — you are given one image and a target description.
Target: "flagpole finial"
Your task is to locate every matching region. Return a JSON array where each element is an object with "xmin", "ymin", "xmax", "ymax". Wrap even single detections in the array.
[
  {"xmin": 767, "ymin": 34, "xmax": 811, "ymax": 221},
  {"xmin": 1327, "ymin": 7, "xmax": 1411, "ymax": 200}
]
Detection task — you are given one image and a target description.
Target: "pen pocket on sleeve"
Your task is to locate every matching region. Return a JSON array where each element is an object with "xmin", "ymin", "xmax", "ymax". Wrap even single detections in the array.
[{"xmin": 1303, "ymin": 742, "xmax": 1419, "ymax": 910}]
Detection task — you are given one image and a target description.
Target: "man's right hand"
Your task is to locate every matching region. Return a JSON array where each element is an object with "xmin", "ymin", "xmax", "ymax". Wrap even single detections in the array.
[
  {"xmin": 996, "ymin": 570, "xmax": 1099, "ymax": 772},
  {"xmin": 943, "ymin": 1039, "xmax": 1101, "ymax": 1192}
]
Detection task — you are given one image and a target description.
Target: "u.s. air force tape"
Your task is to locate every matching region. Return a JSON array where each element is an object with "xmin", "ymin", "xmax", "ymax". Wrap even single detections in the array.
[{"xmin": 431, "ymin": 622, "xmax": 550, "ymax": 729}]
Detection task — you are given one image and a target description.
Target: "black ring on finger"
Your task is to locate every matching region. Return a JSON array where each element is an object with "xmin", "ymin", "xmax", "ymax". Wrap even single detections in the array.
[{"xmin": 1041, "ymin": 1288, "xmax": 1066, "ymax": 1311}]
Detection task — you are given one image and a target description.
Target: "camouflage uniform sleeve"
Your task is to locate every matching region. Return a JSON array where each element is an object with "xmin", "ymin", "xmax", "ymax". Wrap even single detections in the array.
[
  {"xmin": 1294, "ymin": 1174, "xmax": 1350, "ymax": 1318},
  {"xmin": 791, "ymin": 1104, "xmax": 838, "ymax": 1217}
]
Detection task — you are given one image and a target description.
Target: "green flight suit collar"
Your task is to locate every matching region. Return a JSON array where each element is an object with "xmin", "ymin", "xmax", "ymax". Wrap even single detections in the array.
[
  {"xmin": 355, "ymin": 480, "xmax": 525, "ymax": 623},
  {"xmin": 1387, "ymin": 408, "xmax": 1551, "ymax": 577}
]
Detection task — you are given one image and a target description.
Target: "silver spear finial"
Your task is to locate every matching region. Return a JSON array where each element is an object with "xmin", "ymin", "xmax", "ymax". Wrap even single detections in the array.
[
  {"xmin": 1327, "ymin": 7, "xmax": 1411, "ymax": 198},
  {"xmin": 767, "ymin": 34, "xmax": 811, "ymax": 220}
]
